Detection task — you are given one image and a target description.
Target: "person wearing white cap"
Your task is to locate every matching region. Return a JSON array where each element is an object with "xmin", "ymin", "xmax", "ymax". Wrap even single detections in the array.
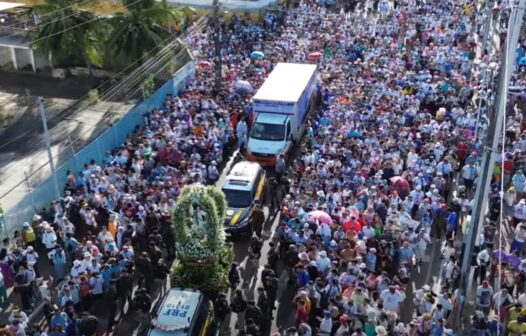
[
  {"xmin": 513, "ymin": 199, "xmax": 526, "ymax": 225},
  {"xmin": 316, "ymin": 251, "xmax": 331, "ymax": 276},
  {"xmin": 80, "ymin": 251, "xmax": 92, "ymax": 271},
  {"xmin": 70, "ymin": 260, "xmax": 85, "ymax": 278},
  {"xmin": 119, "ymin": 244, "xmax": 134, "ymax": 261},
  {"xmin": 409, "ymin": 185, "xmax": 424, "ymax": 206},
  {"xmin": 25, "ymin": 246, "xmax": 39, "ymax": 277},
  {"xmin": 364, "ymin": 247, "xmax": 376, "ymax": 272},
  {"xmin": 48, "ymin": 246, "xmax": 66, "ymax": 281},
  {"xmin": 97, "ymin": 226, "xmax": 113, "ymax": 247},
  {"xmin": 41, "ymin": 225, "xmax": 57, "ymax": 252},
  {"xmin": 375, "ymin": 325, "xmax": 388, "ymax": 336}
]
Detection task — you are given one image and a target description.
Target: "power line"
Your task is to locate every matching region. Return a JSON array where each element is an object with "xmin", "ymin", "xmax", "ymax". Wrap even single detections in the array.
[
  {"xmin": 0, "ymin": 0, "xmax": 143, "ymax": 61},
  {"xmin": 0, "ymin": 13, "xmax": 206, "ymax": 154}
]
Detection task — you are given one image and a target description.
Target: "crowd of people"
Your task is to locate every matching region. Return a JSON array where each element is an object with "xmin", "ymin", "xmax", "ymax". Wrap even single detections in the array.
[
  {"xmin": 0, "ymin": 0, "xmax": 523, "ymax": 335},
  {"xmin": 0, "ymin": 4, "xmax": 288, "ymax": 336},
  {"xmin": 0, "ymin": 14, "xmax": 274, "ymax": 336},
  {"xmin": 213, "ymin": 0, "xmax": 523, "ymax": 335}
]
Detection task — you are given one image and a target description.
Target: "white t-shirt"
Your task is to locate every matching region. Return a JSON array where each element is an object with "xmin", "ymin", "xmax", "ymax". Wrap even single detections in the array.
[
  {"xmin": 89, "ymin": 276, "xmax": 104, "ymax": 295},
  {"xmin": 380, "ymin": 289, "xmax": 404, "ymax": 312},
  {"xmin": 514, "ymin": 227, "xmax": 526, "ymax": 243},
  {"xmin": 518, "ymin": 293, "xmax": 526, "ymax": 307},
  {"xmin": 514, "ymin": 203, "xmax": 526, "ymax": 220}
]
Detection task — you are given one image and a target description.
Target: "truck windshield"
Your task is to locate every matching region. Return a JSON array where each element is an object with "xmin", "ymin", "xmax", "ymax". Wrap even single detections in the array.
[
  {"xmin": 250, "ymin": 123, "xmax": 285, "ymax": 141},
  {"xmin": 222, "ymin": 189, "xmax": 252, "ymax": 208}
]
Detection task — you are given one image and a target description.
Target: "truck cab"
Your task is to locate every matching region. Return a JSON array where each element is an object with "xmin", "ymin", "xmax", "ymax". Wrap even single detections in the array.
[
  {"xmin": 247, "ymin": 113, "xmax": 293, "ymax": 166},
  {"xmin": 246, "ymin": 63, "xmax": 318, "ymax": 167}
]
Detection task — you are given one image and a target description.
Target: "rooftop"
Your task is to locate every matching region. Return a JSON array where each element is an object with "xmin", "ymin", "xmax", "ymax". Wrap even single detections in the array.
[
  {"xmin": 253, "ymin": 63, "xmax": 317, "ymax": 103},
  {"xmin": 0, "ymin": 1, "xmax": 34, "ymax": 34},
  {"xmin": 0, "ymin": 32, "xmax": 32, "ymax": 47}
]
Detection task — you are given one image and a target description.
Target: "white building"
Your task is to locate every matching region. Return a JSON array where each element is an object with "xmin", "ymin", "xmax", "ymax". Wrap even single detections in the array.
[{"xmin": 0, "ymin": 2, "xmax": 44, "ymax": 72}]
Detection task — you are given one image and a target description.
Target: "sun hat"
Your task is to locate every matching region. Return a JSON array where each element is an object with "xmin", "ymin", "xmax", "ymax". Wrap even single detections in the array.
[{"xmin": 375, "ymin": 325, "xmax": 388, "ymax": 335}]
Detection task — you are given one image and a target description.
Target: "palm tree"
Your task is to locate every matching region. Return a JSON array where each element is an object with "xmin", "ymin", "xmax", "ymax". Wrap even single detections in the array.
[
  {"xmin": 32, "ymin": 0, "xmax": 104, "ymax": 71},
  {"xmin": 106, "ymin": 0, "xmax": 182, "ymax": 70}
]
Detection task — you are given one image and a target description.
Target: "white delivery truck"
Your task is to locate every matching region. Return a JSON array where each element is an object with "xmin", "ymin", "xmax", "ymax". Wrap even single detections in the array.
[{"xmin": 246, "ymin": 63, "xmax": 318, "ymax": 167}]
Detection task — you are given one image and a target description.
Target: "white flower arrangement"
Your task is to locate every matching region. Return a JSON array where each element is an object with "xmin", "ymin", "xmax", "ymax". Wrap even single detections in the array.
[{"xmin": 172, "ymin": 184, "xmax": 227, "ymax": 263}]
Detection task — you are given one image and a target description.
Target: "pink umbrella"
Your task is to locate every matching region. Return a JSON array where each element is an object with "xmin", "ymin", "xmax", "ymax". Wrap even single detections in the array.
[
  {"xmin": 308, "ymin": 51, "xmax": 323, "ymax": 61},
  {"xmin": 308, "ymin": 210, "xmax": 332, "ymax": 225},
  {"xmin": 198, "ymin": 60, "xmax": 212, "ymax": 67}
]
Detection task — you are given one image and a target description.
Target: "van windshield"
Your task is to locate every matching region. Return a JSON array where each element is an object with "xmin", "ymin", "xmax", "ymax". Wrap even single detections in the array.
[
  {"xmin": 250, "ymin": 122, "xmax": 286, "ymax": 141},
  {"xmin": 222, "ymin": 189, "xmax": 252, "ymax": 208}
]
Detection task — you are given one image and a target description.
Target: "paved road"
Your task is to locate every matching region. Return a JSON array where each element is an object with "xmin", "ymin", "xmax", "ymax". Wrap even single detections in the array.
[
  {"xmin": 106, "ymin": 204, "xmax": 444, "ymax": 336},
  {"xmin": 109, "ymin": 145, "xmax": 447, "ymax": 336}
]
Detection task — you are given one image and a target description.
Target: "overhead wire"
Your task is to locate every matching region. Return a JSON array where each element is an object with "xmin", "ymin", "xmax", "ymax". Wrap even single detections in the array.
[
  {"xmin": 0, "ymin": 0, "xmax": 179, "ymax": 62},
  {"xmin": 0, "ymin": 0, "xmax": 237, "ymax": 178},
  {"xmin": 125, "ymin": 47, "xmax": 190, "ymax": 100},
  {"xmin": 97, "ymin": 18, "xmax": 207, "ymax": 102},
  {"xmin": 0, "ymin": 16, "xmax": 206, "ymax": 153},
  {"xmin": 0, "ymin": 43, "xmax": 198, "ymax": 188}
]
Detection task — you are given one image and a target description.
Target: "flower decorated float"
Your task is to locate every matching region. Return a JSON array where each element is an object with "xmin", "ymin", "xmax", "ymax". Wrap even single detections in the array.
[{"xmin": 170, "ymin": 184, "xmax": 233, "ymax": 297}]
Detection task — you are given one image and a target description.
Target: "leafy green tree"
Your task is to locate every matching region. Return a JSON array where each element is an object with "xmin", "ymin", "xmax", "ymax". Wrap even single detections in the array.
[
  {"xmin": 33, "ymin": 0, "xmax": 104, "ymax": 72},
  {"xmin": 106, "ymin": 0, "xmax": 182, "ymax": 70}
]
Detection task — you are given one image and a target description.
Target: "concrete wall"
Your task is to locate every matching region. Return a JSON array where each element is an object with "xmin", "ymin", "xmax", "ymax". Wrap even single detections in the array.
[
  {"xmin": 1, "ymin": 60, "xmax": 197, "ymax": 237},
  {"xmin": 0, "ymin": 46, "xmax": 13, "ymax": 68},
  {"xmin": 14, "ymin": 48, "xmax": 32, "ymax": 70}
]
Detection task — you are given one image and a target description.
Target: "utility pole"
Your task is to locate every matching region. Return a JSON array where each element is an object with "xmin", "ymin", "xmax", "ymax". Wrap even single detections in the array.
[
  {"xmin": 213, "ymin": 0, "xmax": 222, "ymax": 95},
  {"xmin": 38, "ymin": 97, "xmax": 60, "ymax": 200},
  {"xmin": 474, "ymin": 0, "xmax": 495, "ymax": 140},
  {"xmin": 455, "ymin": 0, "xmax": 526, "ymax": 328}
]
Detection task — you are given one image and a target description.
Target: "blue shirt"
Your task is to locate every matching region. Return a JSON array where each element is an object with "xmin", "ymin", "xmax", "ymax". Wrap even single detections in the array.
[
  {"xmin": 51, "ymin": 313, "xmax": 69, "ymax": 330},
  {"xmin": 296, "ymin": 271, "xmax": 310, "ymax": 288},
  {"xmin": 399, "ymin": 247, "xmax": 414, "ymax": 263},
  {"xmin": 447, "ymin": 212, "xmax": 458, "ymax": 232}
]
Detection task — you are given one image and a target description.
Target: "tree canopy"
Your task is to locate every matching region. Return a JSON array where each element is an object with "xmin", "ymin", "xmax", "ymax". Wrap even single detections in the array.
[{"xmin": 32, "ymin": 0, "xmax": 183, "ymax": 71}]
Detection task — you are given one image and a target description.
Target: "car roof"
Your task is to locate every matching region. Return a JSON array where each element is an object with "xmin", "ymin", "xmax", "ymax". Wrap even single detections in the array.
[
  {"xmin": 149, "ymin": 288, "xmax": 202, "ymax": 336},
  {"xmin": 223, "ymin": 161, "xmax": 262, "ymax": 191}
]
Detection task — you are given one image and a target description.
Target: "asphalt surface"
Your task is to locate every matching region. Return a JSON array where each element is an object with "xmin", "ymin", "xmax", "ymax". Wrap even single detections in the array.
[{"xmin": 109, "ymin": 143, "xmax": 447, "ymax": 336}]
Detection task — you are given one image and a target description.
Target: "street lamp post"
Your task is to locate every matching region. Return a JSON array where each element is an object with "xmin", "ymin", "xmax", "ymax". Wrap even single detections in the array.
[
  {"xmin": 38, "ymin": 97, "xmax": 60, "ymax": 200},
  {"xmin": 213, "ymin": 0, "xmax": 222, "ymax": 95},
  {"xmin": 474, "ymin": 0, "xmax": 496, "ymax": 140},
  {"xmin": 455, "ymin": 0, "xmax": 526, "ymax": 328}
]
